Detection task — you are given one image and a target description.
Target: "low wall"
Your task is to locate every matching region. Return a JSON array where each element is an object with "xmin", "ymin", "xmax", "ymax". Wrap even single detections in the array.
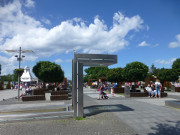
[
  {"xmin": 130, "ymin": 92, "xmax": 168, "ymax": 97},
  {"xmin": 22, "ymin": 95, "xmax": 45, "ymax": 101},
  {"xmin": 113, "ymin": 87, "xmax": 124, "ymax": 93},
  {"xmin": 130, "ymin": 92, "xmax": 148, "ymax": 97},
  {"xmin": 22, "ymin": 89, "xmax": 45, "ymax": 101},
  {"xmin": 50, "ymin": 91, "xmax": 69, "ymax": 100},
  {"xmin": 175, "ymin": 87, "xmax": 180, "ymax": 92},
  {"xmin": 50, "ymin": 95, "xmax": 69, "ymax": 100},
  {"xmin": 51, "ymin": 91, "xmax": 68, "ymax": 95},
  {"xmin": 33, "ymin": 90, "xmax": 45, "ymax": 96}
]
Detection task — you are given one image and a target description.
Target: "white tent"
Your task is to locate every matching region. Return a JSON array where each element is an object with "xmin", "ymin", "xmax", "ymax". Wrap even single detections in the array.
[{"xmin": 21, "ymin": 66, "xmax": 32, "ymax": 82}]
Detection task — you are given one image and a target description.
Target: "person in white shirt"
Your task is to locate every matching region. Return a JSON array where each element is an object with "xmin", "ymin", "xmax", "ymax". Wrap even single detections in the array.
[
  {"xmin": 155, "ymin": 79, "xmax": 161, "ymax": 98},
  {"xmin": 146, "ymin": 84, "xmax": 152, "ymax": 97}
]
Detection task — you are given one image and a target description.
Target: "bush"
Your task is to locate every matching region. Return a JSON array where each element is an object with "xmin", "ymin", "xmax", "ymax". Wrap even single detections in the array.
[
  {"xmin": 6, "ymin": 82, "xmax": 11, "ymax": 89},
  {"xmin": 123, "ymin": 61, "xmax": 149, "ymax": 82},
  {"xmin": 0, "ymin": 82, "xmax": 3, "ymax": 90}
]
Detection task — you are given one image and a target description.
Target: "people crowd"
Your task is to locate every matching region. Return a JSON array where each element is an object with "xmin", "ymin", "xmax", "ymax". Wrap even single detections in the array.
[
  {"xmin": 94, "ymin": 78, "xmax": 165, "ymax": 100},
  {"xmin": 145, "ymin": 79, "xmax": 162, "ymax": 98}
]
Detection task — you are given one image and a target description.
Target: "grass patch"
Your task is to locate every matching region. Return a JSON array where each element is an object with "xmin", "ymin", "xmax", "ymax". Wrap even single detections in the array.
[
  {"xmin": 116, "ymin": 93, "xmax": 125, "ymax": 96},
  {"xmin": 167, "ymin": 106, "xmax": 180, "ymax": 110},
  {"xmin": 75, "ymin": 117, "xmax": 83, "ymax": 120},
  {"xmin": 75, "ymin": 117, "xmax": 87, "ymax": 120}
]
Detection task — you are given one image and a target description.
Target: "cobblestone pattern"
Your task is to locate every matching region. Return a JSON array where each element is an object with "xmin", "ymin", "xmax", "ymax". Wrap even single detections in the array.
[{"xmin": 0, "ymin": 111, "xmax": 137, "ymax": 135}]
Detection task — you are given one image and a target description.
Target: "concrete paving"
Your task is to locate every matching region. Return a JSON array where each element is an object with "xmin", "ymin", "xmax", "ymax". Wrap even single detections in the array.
[
  {"xmin": 166, "ymin": 92, "xmax": 180, "ymax": 100},
  {"xmin": 0, "ymin": 88, "xmax": 137, "ymax": 135},
  {"xmin": 0, "ymin": 87, "xmax": 180, "ymax": 135},
  {"xmin": 84, "ymin": 87, "xmax": 180, "ymax": 135},
  {"xmin": 0, "ymin": 89, "xmax": 23, "ymax": 101}
]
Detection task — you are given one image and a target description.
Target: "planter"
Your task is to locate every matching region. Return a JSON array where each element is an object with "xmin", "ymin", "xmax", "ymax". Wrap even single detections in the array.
[
  {"xmin": 113, "ymin": 87, "xmax": 124, "ymax": 93},
  {"xmin": 175, "ymin": 87, "xmax": 180, "ymax": 92},
  {"xmin": 22, "ymin": 95, "xmax": 45, "ymax": 101},
  {"xmin": 130, "ymin": 92, "xmax": 168, "ymax": 97},
  {"xmin": 50, "ymin": 95, "xmax": 69, "ymax": 100}
]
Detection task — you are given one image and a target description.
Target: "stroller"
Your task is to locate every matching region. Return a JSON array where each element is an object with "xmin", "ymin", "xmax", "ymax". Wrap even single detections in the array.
[{"xmin": 101, "ymin": 91, "xmax": 109, "ymax": 99}]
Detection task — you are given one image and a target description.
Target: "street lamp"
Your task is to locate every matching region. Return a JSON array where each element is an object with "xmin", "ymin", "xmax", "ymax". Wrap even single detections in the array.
[{"xmin": 6, "ymin": 47, "xmax": 33, "ymax": 101}]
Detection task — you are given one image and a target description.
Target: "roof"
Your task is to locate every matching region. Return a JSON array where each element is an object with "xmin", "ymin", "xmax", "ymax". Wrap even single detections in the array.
[{"xmin": 74, "ymin": 53, "xmax": 117, "ymax": 67}]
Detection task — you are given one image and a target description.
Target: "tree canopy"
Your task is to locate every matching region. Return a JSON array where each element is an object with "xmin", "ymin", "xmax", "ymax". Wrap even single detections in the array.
[
  {"xmin": 14, "ymin": 69, "xmax": 24, "ymax": 81},
  {"xmin": 106, "ymin": 68, "xmax": 124, "ymax": 82},
  {"xmin": 149, "ymin": 64, "xmax": 160, "ymax": 76},
  {"xmin": 0, "ymin": 74, "xmax": 14, "ymax": 82},
  {"xmin": 157, "ymin": 68, "xmax": 179, "ymax": 84},
  {"xmin": 84, "ymin": 67, "xmax": 109, "ymax": 80},
  {"xmin": 33, "ymin": 61, "xmax": 64, "ymax": 83},
  {"xmin": 172, "ymin": 58, "xmax": 180, "ymax": 76},
  {"xmin": 123, "ymin": 61, "xmax": 148, "ymax": 82}
]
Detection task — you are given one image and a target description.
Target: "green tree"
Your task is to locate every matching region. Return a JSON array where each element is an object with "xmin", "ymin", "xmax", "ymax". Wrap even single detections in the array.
[
  {"xmin": 33, "ymin": 61, "xmax": 64, "ymax": 83},
  {"xmin": 0, "ymin": 82, "xmax": 3, "ymax": 90},
  {"xmin": 13, "ymin": 69, "xmax": 24, "ymax": 81},
  {"xmin": 106, "ymin": 68, "xmax": 124, "ymax": 82},
  {"xmin": 84, "ymin": 67, "xmax": 109, "ymax": 80},
  {"xmin": 172, "ymin": 58, "xmax": 180, "ymax": 76},
  {"xmin": 83, "ymin": 75, "xmax": 89, "ymax": 83},
  {"xmin": 0, "ymin": 74, "xmax": 14, "ymax": 82},
  {"xmin": 157, "ymin": 68, "xmax": 179, "ymax": 86},
  {"xmin": 6, "ymin": 81, "xmax": 11, "ymax": 89},
  {"xmin": 123, "ymin": 61, "xmax": 149, "ymax": 82},
  {"xmin": 149, "ymin": 64, "xmax": 160, "ymax": 76}
]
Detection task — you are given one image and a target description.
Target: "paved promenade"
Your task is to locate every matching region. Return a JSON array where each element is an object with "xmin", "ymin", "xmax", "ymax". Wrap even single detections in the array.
[
  {"xmin": 0, "ymin": 87, "xmax": 180, "ymax": 135},
  {"xmin": 0, "ymin": 89, "xmax": 22, "ymax": 101},
  {"xmin": 84, "ymin": 88, "xmax": 180, "ymax": 135}
]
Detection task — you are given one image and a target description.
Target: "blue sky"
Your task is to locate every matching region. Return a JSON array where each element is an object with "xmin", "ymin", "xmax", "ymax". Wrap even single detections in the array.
[{"xmin": 0, "ymin": 0, "xmax": 180, "ymax": 80}]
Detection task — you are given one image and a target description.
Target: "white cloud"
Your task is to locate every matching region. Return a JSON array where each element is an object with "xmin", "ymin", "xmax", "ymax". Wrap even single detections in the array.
[
  {"xmin": 155, "ymin": 58, "xmax": 177, "ymax": 65},
  {"xmin": 0, "ymin": 0, "xmax": 145, "ymax": 75},
  {"xmin": 146, "ymin": 25, "xmax": 150, "ymax": 31},
  {"xmin": 55, "ymin": 59, "xmax": 63, "ymax": 63},
  {"xmin": 25, "ymin": 0, "xmax": 35, "ymax": 8},
  {"xmin": 54, "ymin": 59, "xmax": 72, "ymax": 63},
  {"xmin": 41, "ymin": 17, "xmax": 51, "ymax": 25},
  {"xmin": 153, "ymin": 43, "xmax": 159, "ymax": 47},
  {"xmin": 23, "ymin": 55, "xmax": 38, "ymax": 61},
  {"xmin": 0, "ymin": 55, "xmax": 16, "ymax": 75},
  {"xmin": 64, "ymin": 59, "xmax": 72, "ymax": 63},
  {"xmin": 168, "ymin": 34, "xmax": 180, "ymax": 48},
  {"xmin": 0, "ymin": 1, "xmax": 144, "ymax": 55},
  {"xmin": 138, "ymin": 41, "xmax": 149, "ymax": 47}
]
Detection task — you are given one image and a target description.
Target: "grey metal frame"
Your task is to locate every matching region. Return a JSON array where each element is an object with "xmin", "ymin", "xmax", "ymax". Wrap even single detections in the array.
[{"xmin": 72, "ymin": 53, "xmax": 117, "ymax": 118}]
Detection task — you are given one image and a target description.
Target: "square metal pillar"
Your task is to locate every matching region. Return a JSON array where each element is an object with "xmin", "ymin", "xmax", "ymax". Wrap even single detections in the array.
[{"xmin": 73, "ymin": 60, "xmax": 84, "ymax": 117}]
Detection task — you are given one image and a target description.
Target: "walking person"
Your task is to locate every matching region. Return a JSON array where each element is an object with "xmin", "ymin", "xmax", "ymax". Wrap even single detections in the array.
[{"xmin": 97, "ymin": 79, "xmax": 104, "ymax": 100}]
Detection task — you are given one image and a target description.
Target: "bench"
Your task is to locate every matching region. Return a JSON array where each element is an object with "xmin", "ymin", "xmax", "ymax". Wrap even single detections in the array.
[
  {"xmin": 50, "ymin": 91, "xmax": 69, "ymax": 101},
  {"xmin": 175, "ymin": 87, "xmax": 180, "ymax": 92},
  {"xmin": 130, "ymin": 92, "xmax": 148, "ymax": 97},
  {"xmin": 33, "ymin": 90, "xmax": 45, "ymax": 96},
  {"xmin": 130, "ymin": 92, "xmax": 167, "ymax": 97},
  {"xmin": 113, "ymin": 87, "xmax": 124, "ymax": 93},
  {"xmin": 51, "ymin": 91, "xmax": 68, "ymax": 95},
  {"xmin": 22, "ymin": 90, "xmax": 45, "ymax": 101},
  {"xmin": 50, "ymin": 95, "xmax": 68, "ymax": 100},
  {"xmin": 22, "ymin": 95, "xmax": 45, "ymax": 101}
]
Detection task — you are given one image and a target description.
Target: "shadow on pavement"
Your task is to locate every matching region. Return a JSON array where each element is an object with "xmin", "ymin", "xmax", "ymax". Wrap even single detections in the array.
[
  {"xmin": 148, "ymin": 121, "xmax": 180, "ymax": 135},
  {"xmin": 84, "ymin": 104, "xmax": 134, "ymax": 116}
]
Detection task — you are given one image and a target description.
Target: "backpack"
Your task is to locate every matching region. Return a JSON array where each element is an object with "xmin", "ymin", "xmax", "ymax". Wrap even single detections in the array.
[{"xmin": 156, "ymin": 83, "xmax": 160, "ymax": 89}]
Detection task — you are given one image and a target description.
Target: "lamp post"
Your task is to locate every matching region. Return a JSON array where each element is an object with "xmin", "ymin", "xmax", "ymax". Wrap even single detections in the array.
[
  {"xmin": 15, "ymin": 47, "xmax": 24, "ymax": 101},
  {"xmin": 6, "ymin": 47, "xmax": 33, "ymax": 101}
]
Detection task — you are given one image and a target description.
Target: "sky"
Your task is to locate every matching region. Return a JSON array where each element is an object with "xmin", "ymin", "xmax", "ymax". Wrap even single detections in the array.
[{"xmin": 0, "ymin": 0, "xmax": 180, "ymax": 80}]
